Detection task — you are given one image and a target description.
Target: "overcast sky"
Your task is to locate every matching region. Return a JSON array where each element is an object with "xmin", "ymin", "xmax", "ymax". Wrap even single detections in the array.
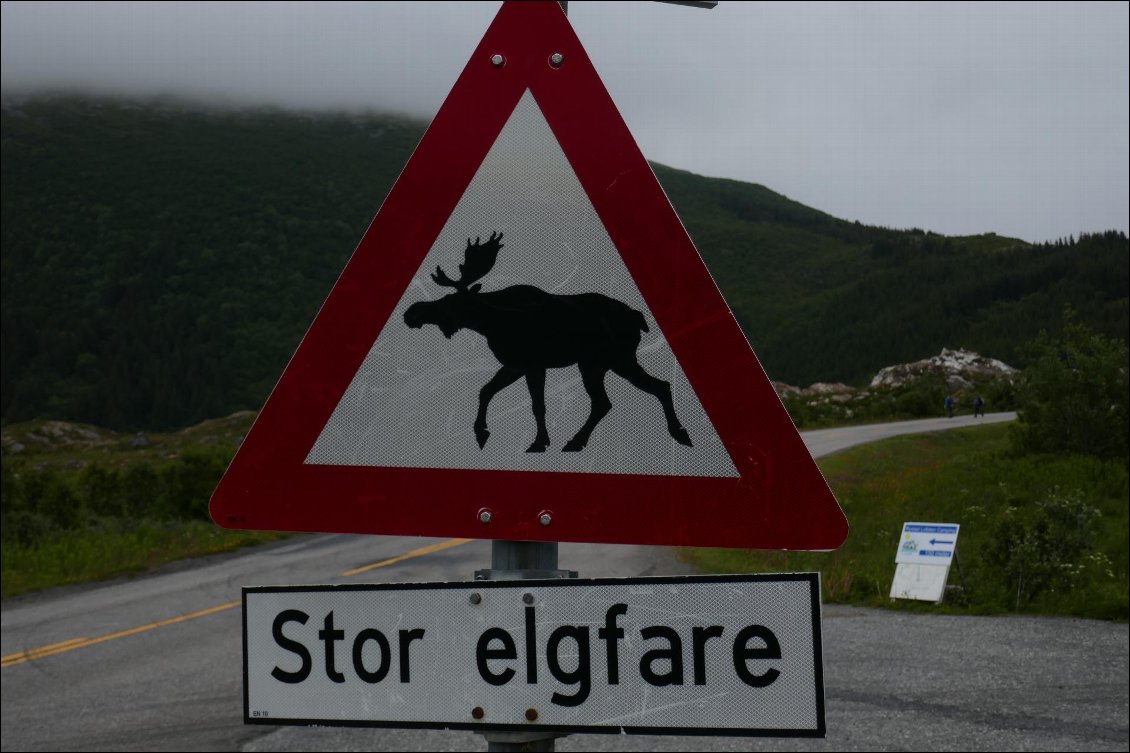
[{"xmin": 2, "ymin": 1, "xmax": 1127, "ymax": 244}]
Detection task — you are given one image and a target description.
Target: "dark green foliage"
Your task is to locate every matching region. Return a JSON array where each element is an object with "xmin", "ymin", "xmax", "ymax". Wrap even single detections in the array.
[
  {"xmin": 982, "ymin": 488, "xmax": 1106, "ymax": 610},
  {"xmin": 2, "ymin": 96, "xmax": 1128, "ymax": 431},
  {"xmin": 28, "ymin": 468, "xmax": 83, "ymax": 531},
  {"xmin": 81, "ymin": 463, "xmax": 123, "ymax": 517},
  {"xmin": 1010, "ymin": 311, "xmax": 1130, "ymax": 459},
  {"xmin": 2, "ymin": 97, "xmax": 422, "ymax": 430},
  {"xmin": 1, "ymin": 449, "xmax": 231, "ymax": 548},
  {"xmin": 657, "ymin": 162, "xmax": 1129, "ymax": 388},
  {"xmin": 121, "ymin": 463, "xmax": 161, "ymax": 519},
  {"xmin": 155, "ymin": 448, "xmax": 230, "ymax": 520},
  {"xmin": 0, "ymin": 415, "xmax": 281, "ymax": 596},
  {"xmin": 688, "ymin": 424, "xmax": 1128, "ymax": 620},
  {"xmin": 0, "ymin": 462, "xmax": 53, "ymax": 544}
]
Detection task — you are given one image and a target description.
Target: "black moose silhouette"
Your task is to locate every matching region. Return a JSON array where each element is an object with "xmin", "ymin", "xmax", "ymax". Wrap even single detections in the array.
[{"xmin": 403, "ymin": 231, "xmax": 693, "ymax": 453}]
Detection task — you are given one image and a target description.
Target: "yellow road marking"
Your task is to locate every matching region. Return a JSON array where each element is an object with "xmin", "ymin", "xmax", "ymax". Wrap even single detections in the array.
[
  {"xmin": 0, "ymin": 637, "xmax": 87, "ymax": 666},
  {"xmin": 340, "ymin": 537, "xmax": 474, "ymax": 576},
  {"xmin": 2, "ymin": 537, "xmax": 473, "ymax": 668},
  {"xmin": 2, "ymin": 601, "xmax": 239, "ymax": 668}
]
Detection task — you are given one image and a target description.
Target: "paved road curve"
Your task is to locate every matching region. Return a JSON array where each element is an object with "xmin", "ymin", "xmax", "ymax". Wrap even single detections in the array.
[
  {"xmin": 800, "ymin": 411, "xmax": 1017, "ymax": 457},
  {"xmin": 3, "ymin": 413, "xmax": 1127, "ymax": 752}
]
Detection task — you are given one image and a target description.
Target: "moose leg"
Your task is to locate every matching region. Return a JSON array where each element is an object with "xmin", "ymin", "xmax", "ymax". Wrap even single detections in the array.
[
  {"xmin": 475, "ymin": 365, "xmax": 523, "ymax": 449},
  {"xmin": 563, "ymin": 365, "xmax": 611, "ymax": 452},
  {"xmin": 611, "ymin": 360, "xmax": 693, "ymax": 447},
  {"xmin": 524, "ymin": 369, "xmax": 551, "ymax": 453}
]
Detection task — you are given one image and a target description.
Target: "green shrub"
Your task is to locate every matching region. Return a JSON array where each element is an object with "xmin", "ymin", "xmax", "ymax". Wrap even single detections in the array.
[
  {"xmin": 687, "ymin": 424, "xmax": 1128, "ymax": 620},
  {"xmin": 981, "ymin": 488, "xmax": 1103, "ymax": 609},
  {"xmin": 156, "ymin": 449, "xmax": 229, "ymax": 520},
  {"xmin": 81, "ymin": 464, "xmax": 124, "ymax": 517},
  {"xmin": 25, "ymin": 469, "xmax": 84, "ymax": 531},
  {"xmin": 1010, "ymin": 310, "xmax": 1129, "ymax": 459},
  {"xmin": 892, "ymin": 376, "xmax": 948, "ymax": 416},
  {"xmin": 122, "ymin": 463, "xmax": 161, "ymax": 519}
]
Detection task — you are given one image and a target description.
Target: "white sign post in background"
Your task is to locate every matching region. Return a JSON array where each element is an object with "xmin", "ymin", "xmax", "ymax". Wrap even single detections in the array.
[
  {"xmin": 890, "ymin": 522, "xmax": 961, "ymax": 603},
  {"xmin": 244, "ymin": 574, "xmax": 825, "ymax": 737}
]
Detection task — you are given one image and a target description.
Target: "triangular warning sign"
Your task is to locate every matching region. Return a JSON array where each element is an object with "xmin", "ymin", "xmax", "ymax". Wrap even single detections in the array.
[
  {"xmin": 310, "ymin": 90, "xmax": 736, "ymax": 481},
  {"xmin": 210, "ymin": 0, "xmax": 848, "ymax": 550}
]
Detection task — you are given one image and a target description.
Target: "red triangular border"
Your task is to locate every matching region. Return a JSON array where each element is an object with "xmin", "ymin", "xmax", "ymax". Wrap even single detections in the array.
[{"xmin": 210, "ymin": 1, "xmax": 848, "ymax": 550}]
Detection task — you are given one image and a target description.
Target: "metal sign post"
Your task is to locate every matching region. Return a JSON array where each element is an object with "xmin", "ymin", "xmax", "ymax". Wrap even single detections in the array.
[
  {"xmin": 225, "ymin": 2, "xmax": 844, "ymax": 748},
  {"xmin": 484, "ymin": 4, "xmax": 714, "ymax": 747},
  {"xmin": 476, "ymin": 541, "xmax": 577, "ymax": 751}
]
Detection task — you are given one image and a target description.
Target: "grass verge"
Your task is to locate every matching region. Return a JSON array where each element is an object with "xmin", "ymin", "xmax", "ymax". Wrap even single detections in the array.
[
  {"xmin": 684, "ymin": 423, "xmax": 1128, "ymax": 620},
  {"xmin": 1, "ymin": 520, "xmax": 287, "ymax": 598}
]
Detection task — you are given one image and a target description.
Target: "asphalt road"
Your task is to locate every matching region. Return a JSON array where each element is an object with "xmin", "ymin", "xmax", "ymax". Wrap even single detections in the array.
[
  {"xmin": 3, "ymin": 413, "xmax": 1127, "ymax": 752},
  {"xmin": 799, "ymin": 411, "xmax": 1017, "ymax": 457}
]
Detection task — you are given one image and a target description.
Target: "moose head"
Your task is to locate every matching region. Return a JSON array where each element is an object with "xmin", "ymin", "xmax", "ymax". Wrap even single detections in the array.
[{"xmin": 403, "ymin": 232, "xmax": 504, "ymax": 338}]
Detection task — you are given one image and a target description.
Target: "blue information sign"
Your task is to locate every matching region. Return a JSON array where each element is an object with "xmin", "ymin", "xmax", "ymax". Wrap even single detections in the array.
[{"xmin": 895, "ymin": 522, "xmax": 960, "ymax": 565}]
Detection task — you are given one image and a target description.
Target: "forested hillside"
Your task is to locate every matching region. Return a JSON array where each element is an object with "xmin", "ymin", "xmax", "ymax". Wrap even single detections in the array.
[{"xmin": 2, "ymin": 96, "xmax": 1127, "ymax": 431}]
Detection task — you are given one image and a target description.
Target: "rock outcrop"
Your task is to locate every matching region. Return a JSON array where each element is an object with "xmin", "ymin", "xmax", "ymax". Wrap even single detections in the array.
[
  {"xmin": 773, "ymin": 348, "xmax": 1017, "ymax": 401},
  {"xmin": 869, "ymin": 348, "xmax": 1017, "ymax": 389}
]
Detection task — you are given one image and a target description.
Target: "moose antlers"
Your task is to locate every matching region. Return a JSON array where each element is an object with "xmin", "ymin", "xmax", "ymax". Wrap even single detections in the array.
[{"xmin": 431, "ymin": 231, "xmax": 505, "ymax": 291}]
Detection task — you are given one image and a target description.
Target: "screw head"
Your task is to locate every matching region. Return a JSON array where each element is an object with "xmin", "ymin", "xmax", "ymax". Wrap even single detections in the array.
[
  {"xmin": 549, "ymin": 52, "xmax": 565, "ymax": 67},
  {"xmin": 522, "ymin": 593, "xmax": 534, "ymax": 605},
  {"xmin": 525, "ymin": 708, "xmax": 539, "ymax": 722},
  {"xmin": 538, "ymin": 511, "xmax": 553, "ymax": 526},
  {"xmin": 469, "ymin": 593, "xmax": 482, "ymax": 605},
  {"xmin": 472, "ymin": 706, "xmax": 485, "ymax": 720},
  {"xmin": 479, "ymin": 509, "xmax": 493, "ymax": 524},
  {"xmin": 490, "ymin": 53, "xmax": 505, "ymax": 67}
]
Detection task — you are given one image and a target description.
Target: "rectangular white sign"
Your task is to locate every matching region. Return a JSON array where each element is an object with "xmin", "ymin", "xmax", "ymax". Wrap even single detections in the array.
[
  {"xmin": 243, "ymin": 574, "xmax": 825, "ymax": 737},
  {"xmin": 894, "ymin": 522, "xmax": 960, "ymax": 565},
  {"xmin": 889, "ymin": 563, "xmax": 950, "ymax": 603}
]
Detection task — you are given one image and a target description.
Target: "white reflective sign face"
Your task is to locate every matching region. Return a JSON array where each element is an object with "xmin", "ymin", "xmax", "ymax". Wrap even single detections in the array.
[
  {"xmin": 889, "ymin": 563, "xmax": 950, "ymax": 603},
  {"xmin": 305, "ymin": 91, "xmax": 737, "ymax": 479},
  {"xmin": 244, "ymin": 575, "xmax": 825, "ymax": 737}
]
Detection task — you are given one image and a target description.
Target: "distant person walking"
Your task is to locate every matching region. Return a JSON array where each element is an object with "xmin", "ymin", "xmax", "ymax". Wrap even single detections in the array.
[
  {"xmin": 973, "ymin": 396, "xmax": 984, "ymax": 417},
  {"xmin": 944, "ymin": 394, "xmax": 955, "ymax": 418}
]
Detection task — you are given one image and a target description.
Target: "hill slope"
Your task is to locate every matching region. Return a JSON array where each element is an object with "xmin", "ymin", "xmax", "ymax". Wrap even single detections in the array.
[{"xmin": 2, "ymin": 96, "xmax": 1126, "ymax": 430}]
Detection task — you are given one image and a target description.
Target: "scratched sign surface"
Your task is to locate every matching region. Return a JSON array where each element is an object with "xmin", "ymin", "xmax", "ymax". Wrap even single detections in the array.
[
  {"xmin": 244, "ymin": 574, "xmax": 825, "ymax": 736},
  {"xmin": 305, "ymin": 90, "xmax": 736, "ymax": 479}
]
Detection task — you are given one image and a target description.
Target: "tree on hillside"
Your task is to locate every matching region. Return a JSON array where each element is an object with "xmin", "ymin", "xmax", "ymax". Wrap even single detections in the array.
[{"xmin": 1010, "ymin": 308, "xmax": 1129, "ymax": 460}]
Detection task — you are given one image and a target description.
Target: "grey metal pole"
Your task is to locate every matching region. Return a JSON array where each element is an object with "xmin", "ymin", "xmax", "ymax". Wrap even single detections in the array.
[
  {"xmin": 476, "ymin": 1, "xmax": 714, "ymax": 749},
  {"xmin": 476, "ymin": 540, "xmax": 576, "ymax": 752}
]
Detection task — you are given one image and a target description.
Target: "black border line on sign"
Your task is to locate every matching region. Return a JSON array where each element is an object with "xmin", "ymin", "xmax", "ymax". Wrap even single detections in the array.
[{"xmin": 242, "ymin": 572, "xmax": 827, "ymax": 738}]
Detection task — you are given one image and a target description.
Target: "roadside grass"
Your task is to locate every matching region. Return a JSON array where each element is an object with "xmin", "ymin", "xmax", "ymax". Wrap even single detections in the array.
[
  {"xmin": 1, "ymin": 521, "xmax": 286, "ymax": 598},
  {"xmin": 5, "ymin": 416, "xmax": 1127, "ymax": 620},
  {"xmin": 684, "ymin": 423, "xmax": 1129, "ymax": 620},
  {"xmin": 1, "ymin": 413, "xmax": 289, "ymax": 599}
]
